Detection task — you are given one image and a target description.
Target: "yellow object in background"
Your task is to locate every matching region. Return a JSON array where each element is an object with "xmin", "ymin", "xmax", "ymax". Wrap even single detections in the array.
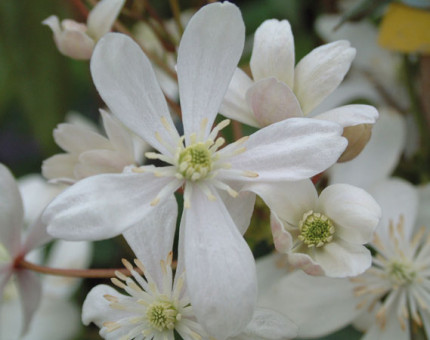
[{"xmin": 379, "ymin": 3, "xmax": 430, "ymax": 54}]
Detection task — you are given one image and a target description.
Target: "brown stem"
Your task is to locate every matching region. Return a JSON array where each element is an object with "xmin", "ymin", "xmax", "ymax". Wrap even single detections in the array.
[
  {"xmin": 169, "ymin": 0, "xmax": 184, "ymax": 35},
  {"xmin": 232, "ymin": 120, "xmax": 243, "ymax": 140},
  {"xmin": 70, "ymin": 0, "xmax": 89, "ymax": 19},
  {"xmin": 17, "ymin": 259, "xmax": 141, "ymax": 278}
]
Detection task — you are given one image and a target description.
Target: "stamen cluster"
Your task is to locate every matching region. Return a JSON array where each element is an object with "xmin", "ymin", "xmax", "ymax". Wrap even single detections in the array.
[{"xmin": 298, "ymin": 211, "xmax": 335, "ymax": 247}]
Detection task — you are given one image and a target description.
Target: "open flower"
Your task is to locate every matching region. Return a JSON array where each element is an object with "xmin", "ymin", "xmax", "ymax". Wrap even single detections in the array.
[
  {"xmin": 0, "ymin": 164, "xmax": 52, "ymax": 337},
  {"xmin": 44, "ymin": 3, "xmax": 346, "ymax": 337},
  {"xmin": 219, "ymin": 19, "xmax": 378, "ymax": 152},
  {"xmin": 252, "ymin": 180, "xmax": 381, "ymax": 277},
  {"xmin": 42, "ymin": 110, "xmax": 143, "ymax": 184},
  {"xmin": 42, "ymin": 0, "xmax": 125, "ymax": 59}
]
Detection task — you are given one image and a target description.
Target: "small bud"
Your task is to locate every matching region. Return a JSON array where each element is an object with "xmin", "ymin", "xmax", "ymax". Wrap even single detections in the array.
[{"xmin": 338, "ymin": 124, "xmax": 372, "ymax": 163}]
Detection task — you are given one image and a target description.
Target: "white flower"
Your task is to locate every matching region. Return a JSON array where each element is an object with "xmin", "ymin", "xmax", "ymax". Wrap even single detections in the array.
[
  {"xmin": 43, "ymin": 110, "xmax": 142, "ymax": 184},
  {"xmin": 0, "ymin": 164, "xmax": 52, "ymax": 337},
  {"xmin": 42, "ymin": 0, "xmax": 125, "ymax": 60},
  {"xmin": 219, "ymin": 19, "xmax": 378, "ymax": 133},
  {"xmin": 44, "ymin": 3, "xmax": 346, "ymax": 337},
  {"xmin": 252, "ymin": 180, "xmax": 381, "ymax": 277}
]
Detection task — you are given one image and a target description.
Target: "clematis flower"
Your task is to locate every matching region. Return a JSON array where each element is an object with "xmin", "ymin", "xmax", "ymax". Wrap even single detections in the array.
[
  {"xmin": 0, "ymin": 164, "xmax": 52, "ymax": 336},
  {"xmin": 43, "ymin": 0, "xmax": 125, "ymax": 60},
  {"xmin": 251, "ymin": 180, "xmax": 381, "ymax": 277},
  {"xmin": 82, "ymin": 198, "xmax": 297, "ymax": 340},
  {"xmin": 44, "ymin": 2, "xmax": 346, "ymax": 337},
  {"xmin": 219, "ymin": 19, "xmax": 378, "ymax": 154},
  {"xmin": 43, "ymin": 110, "xmax": 144, "ymax": 184}
]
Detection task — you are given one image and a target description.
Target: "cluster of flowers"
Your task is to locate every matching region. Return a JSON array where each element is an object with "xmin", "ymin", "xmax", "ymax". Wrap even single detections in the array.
[{"xmin": 1, "ymin": 0, "xmax": 429, "ymax": 339}]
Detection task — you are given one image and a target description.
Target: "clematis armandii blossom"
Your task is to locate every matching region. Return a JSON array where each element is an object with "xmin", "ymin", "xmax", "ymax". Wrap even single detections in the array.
[
  {"xmin": 0, "ymin": 164, "xmax": 52, "ymax": 336},
  {"xmin": 82, "ymin": 197, "xmax": 297, "ymax": 340},
  {"xmin": 43, "ymin": 2, "xmax": 347, "ymax": 338},
  {"xmin": 43, "ymin": 0, "xmax": 125, "ymax": 60},
  {"xmin": 42, "ymin": 110, "xmax": 143, "ymax": 184},
  {"xmin": 251, "ymin": 180, "xmax": 381, "ymax": 277},
  {"xmin": 219, "ymin": 19, "xmax": 378, "ymax": 153}
]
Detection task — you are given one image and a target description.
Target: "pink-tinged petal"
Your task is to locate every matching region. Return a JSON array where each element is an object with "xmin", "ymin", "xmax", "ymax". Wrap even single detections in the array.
[
  {"xmin": 250, "ymin": 179, "xmax": 317, "ymax": 226},
  {"xmin": 329, "ymin": 107, "xmax": 406, "ymax": 188},
  {"xmin": 0, "ymin": 164, "xmax": 23, "ymax": 256},
  {"xmin": 225, "ymin": 118, "xmax": 346, "ymax": 183},
  {"xmin": 361, "ymin": 308, "xmax": 409, "ymax": 340},
  {"xmin": 82, "ymin": 284, "xmax": 134, "ymax": 329},
  {"xmin": 288, "ymin": 252, "xmax": 324, "ymax": 276},
  {"xmin": 91, "ymin": 33, "xmax": 178, "ymax": 156},
  {"xmin": 123, "ymin": 196, "xmax": 177, "ymax": 287},
  {"xmin": 43, "ymin": 240, "xmax": 92, "ymax": 298},
  {"xmin": 318, "ymin": 184, "xmax": 381, "ymax": 244},
  {"xmin": 87, "ymin": 0, "xmax": 125, "ymax": 40},
  {"xmin": 294, "ymin": 40, "xmax": 356, "ymax": 115},
  {"xmin": 22, "ymin": 215, "xmax": 52, "ymax": 254},
  {"xmin": 370, "ymin": 179, "xmax": 418, "ymax": 241},
  {"xmin": 219, "ymin": 68, "xmax": 259, "ymax": 127},
  {"xmin": 16, "ymin": 269, "xmax": 42, "ymax": 336},
  {"xmin": 270, "ymin": 213, "xmax": 293, "ymax": 253},
  {"xmin": 240, "ymin": 307, "xmax": 298, "ymax": 340},
  {"xmin": 178, "ymin": 2, "xmax": 245, "ymax": 140},
  {"xmin": 100, "ymin": 109, "xmax": 135, "ymax": 158},
  {"xmin": 246, "ymin": 78, "xmax": 303, "ymax": 127},
  {"xmin": 184, "ymin": 186, "xmax": 257, "ymax": 339},
  {"xmin": 259, "ymin": 270, "xmax": 361, "ymax": 338},
  {"xmin": 314, "ymin": 239, "xmax": 372, "ymax": 277},
  {"xmin": 250, "ymin": 19, "xmax": 295, "ymax": 87},
  {"xmin": 313, "ymin": 104, "xmax": 378, "ymax": 127},
  {"xmin": 44, "ymin": 173, "xmax": 181, "ymax": 241},
  {"xmin": 218, "ymin": 189, "xmax": 256, "ymax": 235},
  {"xmin": 42, "ymin": 154, "xmax": 78, "ymax": 182},
  {"xmin": 53, "ymin": 123, "xmax": 111, "ymax": 154}
]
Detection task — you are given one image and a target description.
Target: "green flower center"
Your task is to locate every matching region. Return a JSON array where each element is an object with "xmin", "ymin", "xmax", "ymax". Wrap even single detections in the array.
[
  {"xmin": 146, "ymin": 301, "xmax": 179, "ymax": 332},
  {"xmin": 178, "ymin": 142, "xmax": 212, "ymax": 181},
  {"xmin": 387, "ymin": 260, "xmax": 416, "ymax": 286},
  {"xmin": 298, "ymin": 211, "xmax": 335, "ymax": 247}
]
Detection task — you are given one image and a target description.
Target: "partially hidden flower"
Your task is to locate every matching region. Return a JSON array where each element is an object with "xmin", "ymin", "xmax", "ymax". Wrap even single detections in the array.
[
  {"xmin": 251, "ymin": 180, "xmax": 381, "ymax": 277},
  {"xmin": 219, "ymin": 18, "xmax": 378, "ymax": 161},
  {"xmin": 0, "ymin": 164, "xmax": 52, "ymax": 337},
  {"xmin": 44, "ymin": 3, "xmax": 347, "ymax": 338},
  {"xmin": 42, "ymin": 0, "xmax": 125, "ymax": 60},
  {"xmin": 43, "ymin": 110, "xmax": 144, "ymax": 184}
]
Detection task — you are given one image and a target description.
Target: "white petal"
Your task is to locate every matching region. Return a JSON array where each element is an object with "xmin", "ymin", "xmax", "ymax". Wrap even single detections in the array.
[
  {"xmin": 314, "ymin": 239, "xmax": 372, "ymax": 277},
  {"xmin": 313, "ymin": 104, "xmax": 378, "ymax": 127},
  {"xmin": 294, "ymin": 40, "xmax": 356, "ymax": 115},
  {"xmin": 178, "ymin": 2, "xmax": 245, "ymax": 140},
  {"xmin": 240, "ymin": 307, "xmax": 298, "ymax": 339},
  {"xmin": 53, "ymin": 122, "xmax": 111, "ymax": 154},
  {"xmin": 218, "ymin": 189, "xmax": 256, "ymax": 235},
  {"xmin": 0, "ymin": 164, "xmax": 23, "ymax": 256},
  {"xmin": 22, "ymin": 297, "xmax": 80, "ymax": 340},
  {"xmin": 250, "ymin": 179, "xmax": 317, "ymax": 226},
  {"xmin": 100, "ymin": 109, "xmax": 135, "ymax": 158},
  {"xmin": 75, "ymin": 149, "xmax": 131, "ymax": 177},
  {"xmin": 0, "ymin": 264, "xmax": 13, "ymax": 300},
  {"xmin": 259, "ymin": 270, "xmax": 361, "ymax": 338},
  {"xmin": 82, "ymin": 284, "xmax": 133, "ymax": 328},
  {"xmin": 250, "ymin": 19, "xmax": 295, "ymax": 87},
  {"xmin": 91, "ymin": 33, "xmax": 178, "ymax": 156},
  {"xmin": 16, "ymin": 270, "xmax": 42, "ymax": 336},
  {"xmin": 329, "ymin": 107, "xmax": 406, "ymax": 188},
  {"xmin": 361, "ymin": 308, "xmax": 409, "ymax": 340},
  {"xmin": 123, "ymin": 196, "xmax": 177, "ymax": 287},
  {"xmin": 270, "ymin": 213, "xmax": 294, "ymax": 253},
  {"xmin": 42, "ymin": 154, "xmax": 78, "ymax": 182},
  {"xmin": 246, "ymin": 78, "xmax": 303, "ymax": 127},
  {"xmin": 22, "ymin": 215, "xmax": 52, "ymax": 254},
  {"xmin": 318, "ymin": 184, "xmax": 381, "ymax": 244},
  {"xmin": 43, "ymin": 240, "xmax": 92, "ymax": 298},
  {"xmin": 184, "ymin": 186, "xmax": 257, "ymax": 339},
  {"xmin": 370, "ymin": 178, "xmax": 418, "ymax": 241},
  {"xmin": 219, "ymin": 68, "xmax": 259, "ymax": 127},
  {"xmin": 44, "ymin": 173, "xmax": 180, "ymax": 241},
  {"xmin": 87, "ymin": 0, "xmax": 125, "ymax": 40},
  {"xmin": 226, "ymin": 118, "xmax": 346, "ymax": 183},
  {"xmin": 255, "ymin": 253, "xmax": 287, "ymax": 295}
]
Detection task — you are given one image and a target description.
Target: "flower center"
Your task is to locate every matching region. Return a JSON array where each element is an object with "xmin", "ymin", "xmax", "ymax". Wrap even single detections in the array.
[
  {"xmin": 178, "ymin": 142, "xmax": 212, "ymax": 181},
  {"xmin": 146, "ymin": 300, "xmax": 179, "ymax": 332},
  {"xmin": 387, "ymin": 260, "xmax": 416, "ymax": 286},
  {"xmin": 298, "ymin": 211, "xmax": 335, "ymax": 247}
]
